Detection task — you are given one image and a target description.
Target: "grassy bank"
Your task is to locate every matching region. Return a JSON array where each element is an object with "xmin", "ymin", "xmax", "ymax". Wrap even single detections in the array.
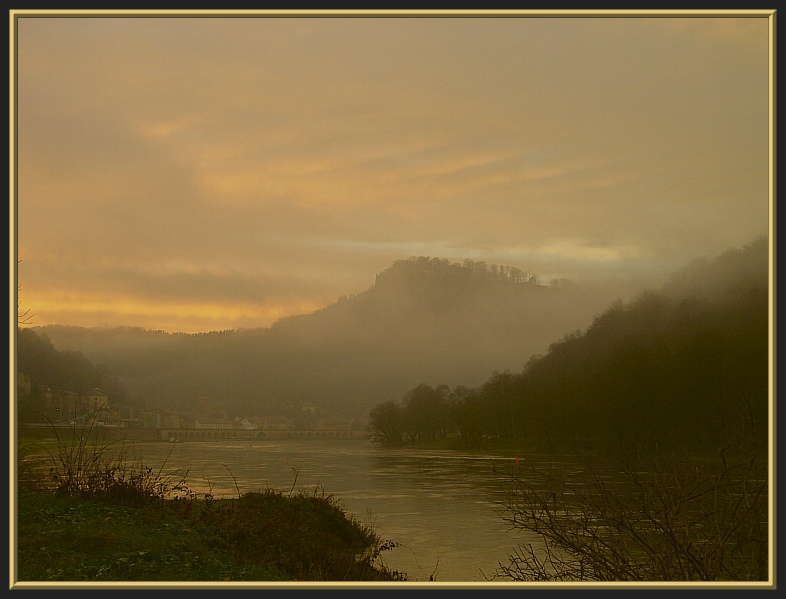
[
  {"xmin": 13, "ymin": 423, "xmax": 406, "ymax": 585},
  {"xmin": 15, "ymin": 487, "xmax": 404, "ymax": 584}
]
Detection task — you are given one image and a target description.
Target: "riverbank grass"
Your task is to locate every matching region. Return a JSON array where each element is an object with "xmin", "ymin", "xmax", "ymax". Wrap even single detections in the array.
[
  {"xmin": 14, "ymin": 420, "xmax": 405, "ymax": 583},
  {"xmin": 15, "ymin": 486, "xmax": 403, "ymax": 583}
]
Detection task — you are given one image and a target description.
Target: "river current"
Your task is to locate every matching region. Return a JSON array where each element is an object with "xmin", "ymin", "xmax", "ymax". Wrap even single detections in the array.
[{"xmin": 118, "ymin": 437, "xmax": 548, "ymax": 583}]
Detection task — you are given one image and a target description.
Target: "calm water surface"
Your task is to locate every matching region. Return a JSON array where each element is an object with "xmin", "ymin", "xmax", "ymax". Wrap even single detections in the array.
[{"xmin": 122, "ymin": 438, "xmax": 552, "ymax": 582}]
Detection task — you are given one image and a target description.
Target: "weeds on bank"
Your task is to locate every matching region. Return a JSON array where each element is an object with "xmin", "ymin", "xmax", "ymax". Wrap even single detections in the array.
[
  {"xmin": 21, "ymin": 415, "xmax": 192, "ymax": 504},
  {"xmin": 15, "ymin": 418, "xmax": 405, "ymax": 582},
  {"xmin": 173, "ymin": 487, "xmax": 404, "ymax": 581}
]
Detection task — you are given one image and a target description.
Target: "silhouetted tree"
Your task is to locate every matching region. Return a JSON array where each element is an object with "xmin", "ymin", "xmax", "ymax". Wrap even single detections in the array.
[
  {"xmin": 17, "ymin": 260, "xmax": 34, "ymax": 326},
  {"xmin": 368, "ymin": 400, "xmax": 406, "ymax": 447},
  {"xmin": 448, "ymin": 385, "xmax": 486, "ymax": 447},
  {"xmin": 403, "ymin": 383, "xmax": 450, "ymax": 441}
]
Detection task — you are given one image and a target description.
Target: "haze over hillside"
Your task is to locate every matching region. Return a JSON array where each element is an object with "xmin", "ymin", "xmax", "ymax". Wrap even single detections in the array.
[
  {"xmin": 29, "ymin": 257, "xmax": 631, "ymax": 418},
  {"xmin": 367, "ymin": 237, "xmax": 769, "ymax": 451}
]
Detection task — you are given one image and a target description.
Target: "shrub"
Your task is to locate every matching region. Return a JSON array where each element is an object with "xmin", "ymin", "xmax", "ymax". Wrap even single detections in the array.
[
  {"xmin": 496, "ymin": 401, "xmax": 768, "ymax": 581},
  {"xmin": 35, "ymin": 415, "xmax": 193, "ymax": 504},
  {"xmin": 17, "ymin": 418, "xmax": 405, "ymax": 582}
]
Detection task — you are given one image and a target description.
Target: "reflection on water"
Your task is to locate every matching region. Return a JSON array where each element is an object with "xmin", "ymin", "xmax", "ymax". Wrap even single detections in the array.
[{"xmin": 107, "ymin": 439, "xmax": 560, "ymax": 582}]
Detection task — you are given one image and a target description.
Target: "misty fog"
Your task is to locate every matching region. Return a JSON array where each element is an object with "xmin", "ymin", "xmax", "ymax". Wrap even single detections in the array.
[{"xmin": 25, "ymin": 255, "xmax": 648, "ymax": 420}]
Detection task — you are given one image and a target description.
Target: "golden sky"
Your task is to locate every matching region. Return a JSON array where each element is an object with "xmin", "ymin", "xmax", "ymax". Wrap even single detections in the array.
[{"xmin": 12, "ymin": 10, "xmax": 773, "ymax": 333}]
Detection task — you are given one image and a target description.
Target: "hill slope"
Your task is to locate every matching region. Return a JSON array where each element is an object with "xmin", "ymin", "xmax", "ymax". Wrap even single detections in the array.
[
  {"xmin": 376, "ymin": 236, "xmax": 770, "ymax": 449},
  {"xmin": 28, "ymin": 257, "xmax": 623, "ymax": 418}
]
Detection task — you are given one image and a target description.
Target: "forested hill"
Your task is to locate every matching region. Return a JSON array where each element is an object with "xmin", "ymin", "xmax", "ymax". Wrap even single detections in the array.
[
  {"xmin": 369, "ymin": 236, "xmax": 770, "ymax": 450},
  {"xmin": 519, "ymin": 236, "xmax": 769, "ymax": 447},
  {"xmin": 24, "ymin": 256, "xmax": 621, "ymax": 419}
]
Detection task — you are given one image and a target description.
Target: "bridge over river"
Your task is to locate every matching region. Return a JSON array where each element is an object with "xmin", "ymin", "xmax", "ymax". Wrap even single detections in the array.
[
  {"xmin": 163, "ymin": 428, "xmax": 372, "ymax": 442},
  {"xmin": 18, "ymin": 423, "xmax": 372, "ymax": 443}
]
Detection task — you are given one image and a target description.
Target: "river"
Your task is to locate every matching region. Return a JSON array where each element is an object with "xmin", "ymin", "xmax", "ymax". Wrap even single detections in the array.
[
  {"xmin": 112, "ymin": 437, "xmax": 554, "ymax": 583},
  {"xmin": 19, "ymin": 433, "xmax": 770, "ymax": 585}
]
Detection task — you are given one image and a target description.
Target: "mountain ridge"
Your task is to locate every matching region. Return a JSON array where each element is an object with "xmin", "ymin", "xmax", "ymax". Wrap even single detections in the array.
[
  {"xmin": 23, "ymin": 240, "xmax": 767, "ymax": 420},
  {"xmin": 27, "ymin": 256, "xmax": 623, "ymax": 417}
]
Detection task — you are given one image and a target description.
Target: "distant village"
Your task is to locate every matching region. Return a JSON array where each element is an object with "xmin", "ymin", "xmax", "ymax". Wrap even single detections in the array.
[{"xmin": 16, "ymin": 371, "xmax": 370, "ymax": 441}]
